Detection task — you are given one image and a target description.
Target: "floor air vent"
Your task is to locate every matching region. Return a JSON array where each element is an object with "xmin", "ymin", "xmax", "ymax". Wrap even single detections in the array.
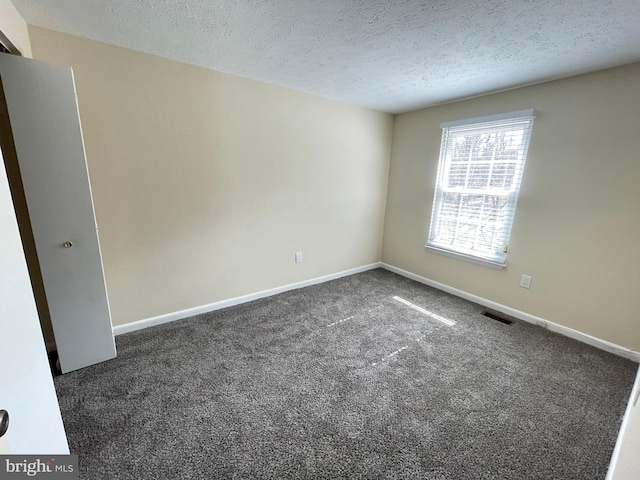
[{"xmin": 482, "ymin": 311, "xmax": 514, "ymax": 325}]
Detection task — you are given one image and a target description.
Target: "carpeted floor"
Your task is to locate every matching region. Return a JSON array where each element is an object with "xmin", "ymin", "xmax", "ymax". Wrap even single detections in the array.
[{"xmin": 54, "ymin": 269, "xmax": 637, "ymax": 479}]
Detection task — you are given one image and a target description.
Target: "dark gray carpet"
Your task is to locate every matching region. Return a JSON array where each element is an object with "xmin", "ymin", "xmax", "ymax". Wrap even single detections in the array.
[{"xmin": 54, "ymin": 269, "xmax": 637, "ymax": 479}]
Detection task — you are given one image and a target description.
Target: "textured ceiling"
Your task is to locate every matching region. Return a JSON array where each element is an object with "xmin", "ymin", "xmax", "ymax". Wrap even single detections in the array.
[{"xmin": 11, "ymin": 0, "xmax": 640, "ymax": 113}]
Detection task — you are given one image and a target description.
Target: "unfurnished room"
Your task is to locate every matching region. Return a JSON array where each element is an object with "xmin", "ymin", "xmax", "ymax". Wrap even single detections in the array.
[{"xmin": 0, "ymin": 1, "xmax": 639, "ymax": 479}]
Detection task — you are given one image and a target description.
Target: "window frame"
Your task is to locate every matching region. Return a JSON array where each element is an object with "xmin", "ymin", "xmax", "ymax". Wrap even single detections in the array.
[{"xmin": 426, "ymin": 109, "xmax": 536, "ymax": 269}]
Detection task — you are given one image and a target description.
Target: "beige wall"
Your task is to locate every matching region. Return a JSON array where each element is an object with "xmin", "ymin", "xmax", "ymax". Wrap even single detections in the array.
[
  {"xmin": 0, "ymin": 0, "xmax": 31, "ymax": 57},
  {"xmin": 383, "ymin": 63, "xmax": 640, "ymax": 351},
  {"xmin": 28, "ymin": 26, "xmax": 393, "ymax": 327},
  {"xmin": 23, "ymin": 25, "xmax": 640, "ymax": 352}
]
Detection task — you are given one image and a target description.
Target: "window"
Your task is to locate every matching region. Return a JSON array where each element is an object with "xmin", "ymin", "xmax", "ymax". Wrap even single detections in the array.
[{"xmin": 427, "ymin": 109, "xmax": 535, "ymax": 268}]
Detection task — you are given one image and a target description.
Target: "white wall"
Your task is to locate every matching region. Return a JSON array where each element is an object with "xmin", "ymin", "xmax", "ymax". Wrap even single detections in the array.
[
  {"xmin": 608, "ymin": 368, "xmax": 640, "ymax": 480},
  {"xmin": 0, "ymin": 0, "xmax": 31, "ymax": 56}
]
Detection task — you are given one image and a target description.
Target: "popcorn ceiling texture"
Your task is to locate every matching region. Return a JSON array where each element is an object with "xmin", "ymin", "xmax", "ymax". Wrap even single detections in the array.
[{"xmin": 12, "ymin": 0, "xmax": 640, "ymax": 112}]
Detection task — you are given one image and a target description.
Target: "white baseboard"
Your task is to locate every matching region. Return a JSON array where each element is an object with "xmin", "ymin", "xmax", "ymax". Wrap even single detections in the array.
[
  {"xmin": 381, "ymin": 263, "xmax": 640, "ymax": 363},
  {"xmin": 606, "ymin": 366, "xmax": 640, "ymax": 480},
  {"xmin": 112, "ymin": 263, "xmax": 382, "ymax": 336},
  {"xmin": 114, "ymin": 260, "xmax": 639, "ymax": 363},
  {"xmin": 111, "ymin": 259, "xmax": 638, "ymax": 478}
]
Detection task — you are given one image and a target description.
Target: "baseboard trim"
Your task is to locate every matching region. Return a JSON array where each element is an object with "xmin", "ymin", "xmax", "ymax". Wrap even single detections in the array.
[
  {"xmin": 113, "ymin": 262, "xmax": 383, "ymax": 336},
  {"xmin": 381, "ymin": 263, "xmax": 640, "ymax": 363},
  {"xmin": 606, "ymin": 365, "xmax": 640, "ymax": 480},
  {"xmin": 114, "ymin": 260, "xmax": 639, "ymax": 363}
]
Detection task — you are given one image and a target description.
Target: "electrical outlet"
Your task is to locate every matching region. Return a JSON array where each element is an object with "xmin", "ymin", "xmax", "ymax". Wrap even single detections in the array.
[
  {"xmin": 295, "ymin": 252, "xmax": 302, "ymax": 263},
  {"xmin": 520, "ymin": 274, "xmax": 532, "ymax": 289}
]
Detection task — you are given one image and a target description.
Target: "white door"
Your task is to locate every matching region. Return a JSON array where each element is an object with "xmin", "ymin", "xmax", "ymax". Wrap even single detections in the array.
[
  {"xmin": 0, "ymin": 53, "xmax": 116, "ymax": 373},
  {"xmin": 0, "ymin": 146, "xmax": 69, "ymax": 454}
]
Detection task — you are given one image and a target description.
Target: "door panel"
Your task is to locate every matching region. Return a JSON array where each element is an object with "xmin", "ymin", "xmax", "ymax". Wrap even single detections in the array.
[
  {"xmin": 0, "ymin": 53, "xmax": 116, "ymax": 373},
  {"xmin": 0, "ymin": 145, "xmax": 68, "ymax": 454}
]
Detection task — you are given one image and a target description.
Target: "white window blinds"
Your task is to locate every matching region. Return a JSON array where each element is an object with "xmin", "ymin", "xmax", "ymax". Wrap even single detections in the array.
[{"xmin": 427, "ymin": 109, "xmax": 536, "ymax": 266}]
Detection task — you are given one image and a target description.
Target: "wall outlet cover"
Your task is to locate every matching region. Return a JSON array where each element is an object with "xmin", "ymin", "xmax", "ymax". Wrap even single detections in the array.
[{"xmin": 520, "ymin": 274, "xmax": 532, "ymax": 289}]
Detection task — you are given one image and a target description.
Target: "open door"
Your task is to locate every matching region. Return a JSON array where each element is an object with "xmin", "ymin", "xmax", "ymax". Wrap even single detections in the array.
[
  {"xmin": 0, "ymin": 145, "xmax": 68, "ymax": 454},
  {"xmin": 0, "ymin": 53, "xmax": 116, "ymax": 373}
]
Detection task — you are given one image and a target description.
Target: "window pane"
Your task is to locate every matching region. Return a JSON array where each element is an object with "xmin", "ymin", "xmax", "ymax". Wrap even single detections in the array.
[
  {"xmin": 489, "ymin": 163, "xmax": 507, "ymax": 188},
  {"xmin": 482, "ymin": 195, "xmax": 508, "ymax": 222},
  {"xmin": 459, "ymin": 194, "xmax": 483, "ymax": 218},
  {"xmin": 447, "ymin": 163, "xmax": 467, "ymax": 188},
  {"xmin": 504, "ymin": 163, "xmax": 517, "ymax": 189},
  {"xmin": 428, "ymin": 111, "xmax": 535, "ymax": 264},
  {"xmin": 436, "ymin": 218, "xmax": 456, "ymax": 244},
  {"xmin": 477, "ymin": 222, "xmax": 499, "ymax": 251},
  {"xmin": 468, "ymin": 164, "xmax": 490, "ymax": 188},
  {"xmin": 441, "ymin": 192, "xmax": 461, "ymax": 216},
  {"xmin": 455, "ymin": 221, "xmax": 477, "ymax": 248},
  {"xmin": 472, "ymin": 133, "xmax": 495, "ymax": 162},
  {"xmin": 452, "ymin": 135, "xmax": 472, "ymax": 160}
]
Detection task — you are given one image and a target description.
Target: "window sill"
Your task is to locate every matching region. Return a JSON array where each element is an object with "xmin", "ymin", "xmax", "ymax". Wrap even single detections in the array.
[{"xmin": 425, "ymin": 245, "xmax": 506, "ymax": 270}]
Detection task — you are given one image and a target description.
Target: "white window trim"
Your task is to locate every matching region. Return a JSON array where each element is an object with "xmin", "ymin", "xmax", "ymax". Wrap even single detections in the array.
[
  {"xmin": 440, "ymin": 109, "xmax": 535, "ymax": 129},
  {"xmin": 426, "ymin": 109, "xmax": 536, "ymax": 268},
  {"xmin": 425, "ymin": 245, "xmax": 506, "ymax": 270}
]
